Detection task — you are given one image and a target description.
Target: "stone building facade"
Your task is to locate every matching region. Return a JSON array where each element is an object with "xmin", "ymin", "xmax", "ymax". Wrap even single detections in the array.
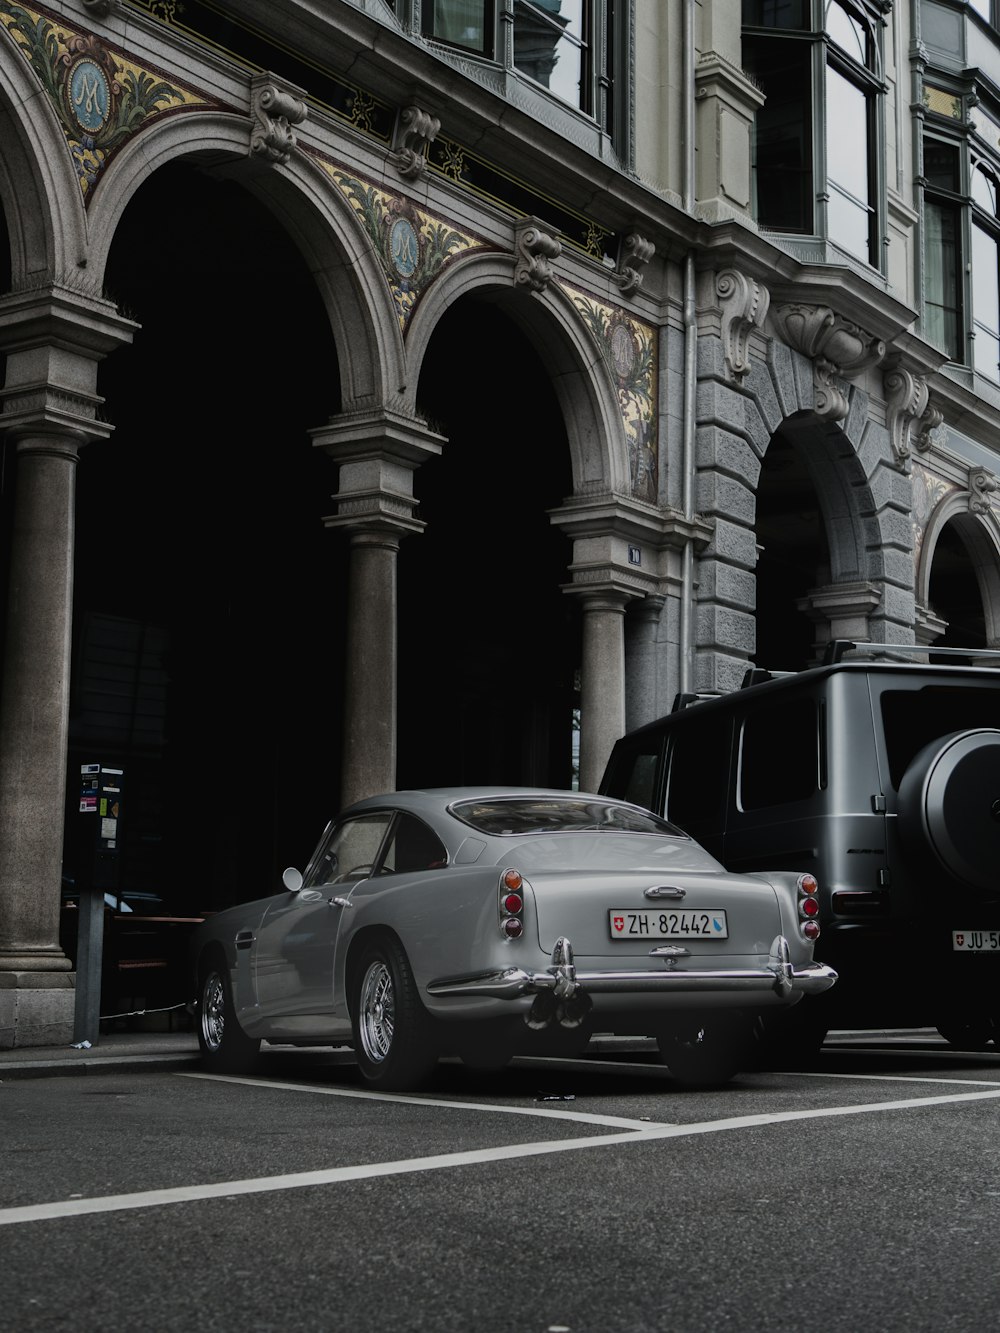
[{"xmin": 1, "ymin": 0, "xmax": 998, "ymax": 1045}]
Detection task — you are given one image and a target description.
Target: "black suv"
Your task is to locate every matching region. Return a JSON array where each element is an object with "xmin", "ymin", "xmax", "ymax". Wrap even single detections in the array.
[{"xmin": 600, "ymin": 641, "xmax": 1000, "ymax": 1050}]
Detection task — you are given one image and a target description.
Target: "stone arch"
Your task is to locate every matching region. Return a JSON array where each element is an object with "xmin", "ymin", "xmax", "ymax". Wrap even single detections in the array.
[
  {"xmin": 917, "ymin": 490, "xmax": 1000, "ymax": 646},
  {"xmin": 81, "ymin": 114, "xmax": 401, "ymax": 412},
  {"xmin": 0, "ymin": 26, "xmax": 88, "ymax": 284},
  {"xmin": 402, "ymin": 252, "xmax": 633, "ymax": 499}
]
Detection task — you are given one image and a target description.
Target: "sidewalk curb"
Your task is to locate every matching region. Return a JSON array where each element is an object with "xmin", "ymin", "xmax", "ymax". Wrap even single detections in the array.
[{"xmin": 0, "ymin": 1053, "xmax": 201, "ymax": 1081}]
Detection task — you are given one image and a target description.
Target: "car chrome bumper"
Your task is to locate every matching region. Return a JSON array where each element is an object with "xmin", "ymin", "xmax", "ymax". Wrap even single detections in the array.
[{"xmin": 426, "ymin": 935, "xmax": 838, "ymax": 1004}]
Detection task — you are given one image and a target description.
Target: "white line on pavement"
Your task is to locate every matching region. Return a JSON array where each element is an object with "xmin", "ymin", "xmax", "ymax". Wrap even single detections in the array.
[
  {"xmin": 4, "ymin": 1085, "xmax": 1000, "ymax": 1227},
  {"xmin": 178, "ymin": 1071, "xmax": 664, "ymax": 1129},
  {"xmin": 786, "ymin": 1071, "xmax": 1000, "ymax": 1087}
]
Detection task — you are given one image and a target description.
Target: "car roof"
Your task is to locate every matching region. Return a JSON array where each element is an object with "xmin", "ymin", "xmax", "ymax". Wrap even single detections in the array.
[
  {"xmin": 616, "ymin": 657, "xmax": 1000, "ymax": 742},
  {"xmin": 342, "ymin": 786, "xmax": 611, "ymax": 817}
]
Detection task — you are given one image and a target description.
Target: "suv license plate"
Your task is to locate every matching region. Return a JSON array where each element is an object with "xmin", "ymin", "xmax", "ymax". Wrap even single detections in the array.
[
  {"xmin": 609, "ymin": 910, "xmax": 728, "ymax": 940},
  {"xmin": 953, "ymin": 931, "xmax": 1000, "ymax": 952}
]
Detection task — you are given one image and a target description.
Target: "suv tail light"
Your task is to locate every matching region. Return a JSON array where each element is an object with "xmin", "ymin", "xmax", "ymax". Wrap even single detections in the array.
[{"xmin": 499, "ymin": 869, "xmax": 525, "ymax": 939}]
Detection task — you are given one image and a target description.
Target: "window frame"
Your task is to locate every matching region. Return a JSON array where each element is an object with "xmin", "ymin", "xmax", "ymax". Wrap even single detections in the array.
[{"xmin": 742, "ymin": 0, "xmax": 888, "ymax": 273}]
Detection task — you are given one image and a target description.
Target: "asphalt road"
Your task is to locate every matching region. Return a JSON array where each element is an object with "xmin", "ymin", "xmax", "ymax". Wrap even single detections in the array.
[{"xmin": 3, "ymin": 1037, "xmax": 999, "ymax": 1332}]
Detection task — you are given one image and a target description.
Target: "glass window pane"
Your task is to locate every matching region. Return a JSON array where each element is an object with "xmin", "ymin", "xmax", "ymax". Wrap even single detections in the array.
[
  {"xmin": 743, "ymin": 35, "xmax": 813, "ymax": 232},
  {"xmin": 428, "ymin": 0, "xmax": 489, "ymax": 53},
  {"xmin": 972, "ymin": 164, "xmax": 998, "ymax": 217},
  {"xmin": 923, "ymin": 199, "xmax": 961, "ymax": 358},
  {"xmin": 924, "ymin": 139, "xmax": 960, "ymax": 193},
  {"xmin": 826, "ymin": 2, "xmax": 867, "ymax": 63},
  {"xmin": 827, "ymin": 186, "xmax": 872, "ymax": 260},
  {"xmin": 514, "ymin": 1, "xmax": 588, "ymax": 108},
  {"xmin": 743, "ymin": 0, "xmax": 810, "ymax": 27},
  {"xmin": 969, "ymin": 0, "xmax": 991, "ymax": 20},
  {"xmin": 972, "ymin": 222, "xmax": 1000, "ymax": 381},
  {"xmin": 826, "ymin": 66, "xmax": 869, "ymax": 207}
]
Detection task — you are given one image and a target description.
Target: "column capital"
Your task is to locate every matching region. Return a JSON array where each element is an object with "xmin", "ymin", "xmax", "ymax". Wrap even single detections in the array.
[
  {"xmin": 0, "ymin": 283, "xmax": 136, "ymax": 444},
  {"xmin": 314, "ymin": 407, "xmax": 445, "ymax": 539}
]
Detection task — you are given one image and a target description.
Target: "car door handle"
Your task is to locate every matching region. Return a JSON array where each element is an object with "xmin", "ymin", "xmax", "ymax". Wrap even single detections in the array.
[
  {"xmin": 644, "ymin": 885, "xmax": 686, "ymax": 899},
  {"xmin": 327, "ymin": 896, "xmax": 354, "ymax": 909},
  {"xmin": 235, "ymin": 930, "xmax": 254, "ymax": 950}
]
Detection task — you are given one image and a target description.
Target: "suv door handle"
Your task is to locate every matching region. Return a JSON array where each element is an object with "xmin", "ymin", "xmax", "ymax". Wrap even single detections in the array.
[{"xmin": 644, "ymin": 885, "xmax": 686, "ymax": 899}]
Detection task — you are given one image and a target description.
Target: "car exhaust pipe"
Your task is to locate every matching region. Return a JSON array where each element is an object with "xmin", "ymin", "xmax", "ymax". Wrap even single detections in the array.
[
  {"xmin": 557, "ymin": 991, "xmax": 593, "ymax": 1029},
  {"xmin": 526, "ymin": 989, "xmax": 557, "ymax": 1030}
]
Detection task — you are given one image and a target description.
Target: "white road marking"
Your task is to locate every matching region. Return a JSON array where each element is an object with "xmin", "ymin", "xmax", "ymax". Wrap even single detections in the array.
[
  {"xmin": 786, "ymin": 1071, "xmax": 1000, "ymax": 1088},
  {"xmin": 4, "ymin": 1085, "xmax": 1000, "ymax": 1227},
  {"xmin": 179, "ymin": 1071, "xmax": 662, "ymax": 1129}
]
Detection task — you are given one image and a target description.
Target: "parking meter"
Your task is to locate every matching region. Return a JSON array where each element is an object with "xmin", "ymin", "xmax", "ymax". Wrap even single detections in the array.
[{"xmin": 73, "ymin": 764, "xmax": 124, "ymax": 1044}]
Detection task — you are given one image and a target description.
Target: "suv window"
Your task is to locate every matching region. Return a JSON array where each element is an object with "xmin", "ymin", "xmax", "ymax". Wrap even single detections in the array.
[
  {"xmin": 739, "ymin": 696, "xmax": 822, "ymax": 811},
  {"xmin": 881, "ymin": 685, "xmax": 1000, "ymax": 789},
  {"xmin": 666, "ymin": 716, "xmax": 731, "ymax": 828}
]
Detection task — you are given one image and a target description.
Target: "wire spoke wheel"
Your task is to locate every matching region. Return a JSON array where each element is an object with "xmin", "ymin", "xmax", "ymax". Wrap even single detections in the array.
[
  {"xmin": 200, "ymin": 970, "xmax": 226, "ymax": 1053},
  {"xmin": 359, "ymin": 960, "xmax": 395, "ymax": 1064},
  {"xmin": 196, "ymin": 958, "xmax": 260, "ymax": 1073}
]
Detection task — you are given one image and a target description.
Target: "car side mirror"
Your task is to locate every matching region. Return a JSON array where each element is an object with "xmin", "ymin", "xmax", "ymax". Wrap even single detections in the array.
[{"xmin": 282, "ymin": 867, "xmax": 304, "ymax": 893}]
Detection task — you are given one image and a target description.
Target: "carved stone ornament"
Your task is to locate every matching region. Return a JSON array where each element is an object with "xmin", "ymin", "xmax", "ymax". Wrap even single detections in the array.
[
  {"xmin": 249, "ymin": 77, "xmax": 308, "ymax": 165},
  {"xmin": 611, "ymin": 232, "xmax": 655, "ymax": 299},
  {"xmin": 884, "ymin": 367, "xmax": 930, "ymax": 462},
  {"xmin": 514, "ymin": 217, "xmax": 562, "ymax": 293},
  {"xmin": 969, "ymin": 467, "xmax": 999, "ymax": 515},
  {"xmin": 393, "ymin": 105, "xmax": 441, "ymax": 181},
  {"xmin": 81, "ymin": 0, "xmax": 115, "ymax": 13},
  {"xmin": 773, "ymin": 303, "xmax": 886, "ymax": 422},
  {"xmin": 716, "ymin": 269, "xmax": 770, "ymax": 383}
]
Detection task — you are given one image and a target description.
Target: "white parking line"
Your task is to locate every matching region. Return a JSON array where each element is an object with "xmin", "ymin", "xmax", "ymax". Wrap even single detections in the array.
[
  {"xmin": 179, "ymin": 1071, "xmax": 663, "ymax": 1129},
  {"xmin": 787, "ymin": 1071, "xmax": 1000, "ymax": 1088},
  {"xmin": 4, "ymin": 1085, "xmax": 1000, "ymax": 1227}
]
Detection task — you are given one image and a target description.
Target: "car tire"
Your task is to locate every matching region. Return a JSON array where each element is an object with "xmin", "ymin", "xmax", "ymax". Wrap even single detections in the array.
[
  {"xmin": 897, "ymin": 728, "xmax": 1000, "ymax": 893},
  {"xmin": 197, "ymin": 959, "xmax": 261, "ymax": 1074},
  {"xmin": 936, "ymin": 1015, "xmax": 998, "ymax": 1051},
  {"xmin": 656, "ymin": 1013, "xmax": 754, "ymax": 1088},
  {"xmin": 351, "ymin": 936, "xmax": 438, "ymax": 1091}
]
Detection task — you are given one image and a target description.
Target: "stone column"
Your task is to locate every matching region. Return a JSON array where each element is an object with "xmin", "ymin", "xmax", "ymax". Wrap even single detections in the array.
[
  {"xmin": 797, "ymin": 580, "xmax": 883, "ymax": 661},
  {"xmin": 574, "ymin": 588, "xmax": 631, "ymax": 793},
  {"xmin": 313, "ymin": 409, "xmax": 445, "ymax": 808},
  {"xmin": 0, "ymin": 285, "xmax": 134, "ymax": 1048}
]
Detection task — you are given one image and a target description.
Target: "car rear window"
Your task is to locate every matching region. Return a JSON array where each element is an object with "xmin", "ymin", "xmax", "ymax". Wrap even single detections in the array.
[{"xmin": 450, "ymin": 797, "xmax": 684, "ymax": 837}]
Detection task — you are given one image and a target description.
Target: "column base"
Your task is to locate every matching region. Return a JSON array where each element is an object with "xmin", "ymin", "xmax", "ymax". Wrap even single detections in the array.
[{"xmin": 0, "ymin": 971, "xmax": 75, "ymax": 1049}]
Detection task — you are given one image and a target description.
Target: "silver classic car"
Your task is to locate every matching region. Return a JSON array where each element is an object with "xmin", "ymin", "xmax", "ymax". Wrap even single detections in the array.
[{"xmin": 193, "ymin": 788, "xmax": 836, "ymax": 1089}]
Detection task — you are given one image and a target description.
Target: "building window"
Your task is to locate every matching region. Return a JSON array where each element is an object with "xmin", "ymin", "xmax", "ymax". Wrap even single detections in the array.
[
  {"xmin": 922, "ymin": 138, "xmax": 963, "ymax": 361},
  {"xmin": 742, "ymin": 0, "xmax": 884, "ymax": 268},
  {"xmin": 423, "ymin": 1, "xmax": 615, "ymax": 127},
  {"xmin": 972, "ymin": 161, "xmax": 1000, "ymax": 381}
]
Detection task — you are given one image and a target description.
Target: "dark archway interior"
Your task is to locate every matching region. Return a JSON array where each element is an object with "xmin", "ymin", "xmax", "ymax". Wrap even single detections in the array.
[
  {"xmin": 401, "ymin": 295, "xmax": 579, "ymax": 790},
  {"xmin": 754, "ymin": 427, "xmax": 829, "ymax": 671},
  {"xmin": 929, "ymin": 520, "xmax": 987, "ymax": 650},
  {"xmin": 71, "ymin": 162, "xmax": 343, "ymax": 911}
]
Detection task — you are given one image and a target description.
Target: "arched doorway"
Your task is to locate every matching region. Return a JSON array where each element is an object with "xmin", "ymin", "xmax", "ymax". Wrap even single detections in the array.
[
  {"xmin": 754, "ymin": 426, "xmax": 831, "ymax": 670},
  {"xmin": 398, "ymin": 294, "xmax": 579, "ymax": 789},
  {"xmin": 69, "ymin": 161, "xmax": 344, "ymax": 912},
  {"xmin": 928, "ymin": 518, "xmax": 989, "ymax": 651}
]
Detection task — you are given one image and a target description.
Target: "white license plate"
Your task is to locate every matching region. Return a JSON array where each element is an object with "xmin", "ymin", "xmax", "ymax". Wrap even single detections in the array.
[
  {"xmin": 609, "ymin": 909, "xmax": 729, "ymax": 940},
  {"xmin": 953, "ymin": 930, "xmax": 1000, "ymax": 952}
]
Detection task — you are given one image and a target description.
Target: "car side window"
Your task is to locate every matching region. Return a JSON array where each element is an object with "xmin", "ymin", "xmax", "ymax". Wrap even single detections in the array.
[
  {"xmin": 602, "ymin": 738, "xmax": 663, "ymax": 812},
  {"xmin": 739, "ymin": 696, "xmax": 820, "ymax": 810},
  {"xmin": 306, "ymin": 814, "xmax": 393, "ymax": 886},
  {"xmin": 379, "ymin": 814, "xmax": 448, "ymax": 875}
]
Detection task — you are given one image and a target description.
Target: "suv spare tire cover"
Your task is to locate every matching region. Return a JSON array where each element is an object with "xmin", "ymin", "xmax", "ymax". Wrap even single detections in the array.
[{"xmin": 897, "ymin": 728, "xmax": 1000, "ymax": 893}]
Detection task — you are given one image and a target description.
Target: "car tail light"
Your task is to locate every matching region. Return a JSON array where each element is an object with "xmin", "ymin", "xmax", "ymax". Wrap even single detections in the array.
[
  {"xmin": 499, "ymin": 869, "xmax": 525, "ymax": 940},
  {"xmin": 797, "ymin": 873, "xmax": 820, "ymax": 940}
]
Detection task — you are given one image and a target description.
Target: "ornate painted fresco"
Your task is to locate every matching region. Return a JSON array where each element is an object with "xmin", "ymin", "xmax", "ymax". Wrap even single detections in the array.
[
  {"xmin": 569, "ymin": 288, "xmax": 658, "ymax": 502},
  {"xmin": 321, "ymin": 164, "xmax": 492, "ymax": 331},
  {"xmin": 0, "ymin": 3, "xmax": 213, "ymax": 199}
]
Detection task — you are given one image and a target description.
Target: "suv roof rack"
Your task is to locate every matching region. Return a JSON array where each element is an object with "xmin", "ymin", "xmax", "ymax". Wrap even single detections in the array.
[
  {"xmin": 822, "ymin": 639, "xmax": 1000, "ymax": 665},
  {"xmin": 670, "ymin": 691, "xmax": 724, "ymax": 713}
]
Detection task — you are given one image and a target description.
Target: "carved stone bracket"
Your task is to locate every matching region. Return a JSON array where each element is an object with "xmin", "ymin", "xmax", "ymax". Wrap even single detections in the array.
[
  {"xmin": 611, "ymin": 232, "xmax": 655, "ymax": 299},
  {"xmin": 392, "ymin": 105, "xmax": 441, "ymax": 181},
  {"xmin": 249, "ymin": 76, "xmax": 308, "ymax": 165},
  {"xmin": 970, "ymin": 467, "xmax": 999, "ymax": 514},
  {"xmin": 514, "ymin": 217, "xmax": 562, "ymax": 294},
  {"xmin": 885, "ymin": 367, "xmax": 945, "ymax": 460},
  {"xmin": 773, "ymin": 303, "xmax": 886, "ymax": 422},
  {"xmin": 81, "ymin": 0, "xmax": 115, "ymax": 14},
  {"xmin": 716, "ymin": 269, "xmax": 770, "ymax": 383}
]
